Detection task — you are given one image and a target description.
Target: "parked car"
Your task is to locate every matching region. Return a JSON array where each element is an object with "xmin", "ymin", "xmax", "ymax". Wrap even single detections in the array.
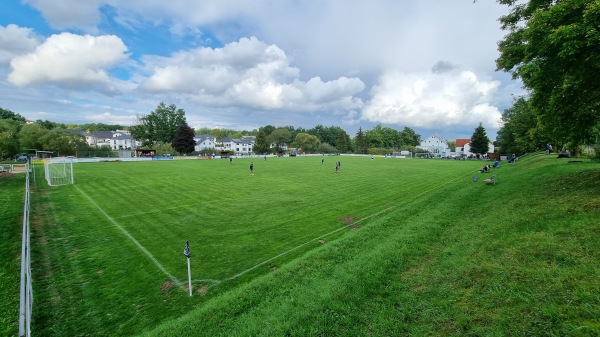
[{"xmin": 15, "ymin": 154, "xmax": 28, "ymax": 162}]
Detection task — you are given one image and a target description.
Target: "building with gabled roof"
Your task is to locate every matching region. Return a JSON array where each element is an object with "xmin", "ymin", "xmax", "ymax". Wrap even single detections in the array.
[{"xmin": 417, "ymin": 134, "xmax": 450, "ymax": 157}]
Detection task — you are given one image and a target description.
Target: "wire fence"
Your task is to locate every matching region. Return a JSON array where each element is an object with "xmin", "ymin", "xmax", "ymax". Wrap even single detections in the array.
[{"xmin": 19, "ymin": 162, "xmax": 33, "ymax": 337}]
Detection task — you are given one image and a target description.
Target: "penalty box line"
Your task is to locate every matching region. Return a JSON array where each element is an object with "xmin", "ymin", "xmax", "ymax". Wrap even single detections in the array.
[
  {"xmin": 218, "ymin": 172, "xmax": 471, "ymax": 285},
  {"xmin": 75, "ymin": 185, "xmax": 181, "ymax": 285},
  {"xmin": 221, "ymin": 206, "xmax": 396, "ymax": 283}
]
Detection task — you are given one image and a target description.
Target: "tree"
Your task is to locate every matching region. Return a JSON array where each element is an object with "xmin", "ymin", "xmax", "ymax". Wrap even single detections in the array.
[
  {"xmin": 0, "ymin": 107, "xmax": 26, "ymax": 122},
  {"xmin": 19, "ymin": 123, "xmax": 48, "ymax": 151},
  {"xmin": 335, "ymin": 132, "xmax": 349, "ymax": 153},
  {"xmin": 399, "ymin": 127, "xmax": 421, "ymax": 147},
  {"xmin": 0, "ymin": 119, "xmax": 22, "ymax": 159},
  {"xmin": 130, "ymin": 102, "xmax": 187, "ymax": 146},
  {"xmin": 261, "ymin": 125, "xmax": 276, "ymax": 137},
  {"xmin": 497, "ymin": 96, "xmax": 547, "ymax": 155},
  {"xmin": 496, "ymin": 0, "xmax": 600, "ymax": 155},
  {"xmin": 354, "ymin": 127, "xmax": 368, "ymax": 154},
  {"xmin": 35, "ymin": 119, "xmax": 64, "ymax": 130},
  {"xmin": 171, "ymin": 123, "xmax": 196, "ymax": 154},
  {"xmin": 268, "ymin": 128, "xmax": 292, "ymax": 152},
  {"xmin": 254, "ymin": 128, "xmax": 271, "ymax": 154},
  {"xmin": 470, "ymin": 123, "xmax": 491, "ymax": 156},
  {"xmin": 39, "ymin": 129, "xmax": 88, "ymax": 156},
  {"xmin": 365, "ymin": 125, "xmax": 384, "ymax": 148},
  {"xmin": 294, "ymin": 133, "xmax": 320, "ymax": 152}
]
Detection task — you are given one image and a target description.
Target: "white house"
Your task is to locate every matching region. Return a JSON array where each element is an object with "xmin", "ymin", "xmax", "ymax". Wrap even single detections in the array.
[
  {"xmin": 456, "ymin": 138, "xmax": 495, "ymax": 157},
  {"xmin": 417, "ymin": 134, "xmax": 450, "ymax": 157},
  {"xmin": 194, "ymin": 134, "xmax": 217, "ymax": 152},
  {"xmin": 217, "ymin": 137, "xmax": 255, "ymax": 155},
  {"xmin": 70, "ymin": 130, "xmax": 138, "ymax": 150}
]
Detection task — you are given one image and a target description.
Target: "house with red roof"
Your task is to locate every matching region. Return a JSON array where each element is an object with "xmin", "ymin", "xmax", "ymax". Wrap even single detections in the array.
[{"xmin": 455, "ymin": 138, "xmax": 494, "ymax": 157}]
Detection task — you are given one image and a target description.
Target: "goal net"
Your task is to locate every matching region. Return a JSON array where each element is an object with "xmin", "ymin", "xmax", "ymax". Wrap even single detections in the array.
[{"xmin": 44, "ymin": 157, "xmax": 74, "ymax": 186}]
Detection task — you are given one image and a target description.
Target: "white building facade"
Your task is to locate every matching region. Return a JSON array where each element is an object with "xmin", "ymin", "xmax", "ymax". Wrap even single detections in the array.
[
  {"xmin": 194, "ymin": 135, "xmax": 217, "ymax": 152},
  {"xmin": 417, "ymin": 134, "xmax": 450, "ymax": 157},
  {"xmin": 216, "ymin": 137, "xmax": 255, "ymax": 155},
  {"xmin": 72, "ymin": 130, "xmax": 139, "ymax": 150}
]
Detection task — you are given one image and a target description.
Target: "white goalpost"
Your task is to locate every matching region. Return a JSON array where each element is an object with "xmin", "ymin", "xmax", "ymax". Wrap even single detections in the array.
[{"xmin": 44, "ymin": 157, "xmax": 74, "ymax": 186}]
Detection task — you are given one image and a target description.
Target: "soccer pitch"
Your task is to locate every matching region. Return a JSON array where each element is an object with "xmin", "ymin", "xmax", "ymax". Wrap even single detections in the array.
[{"xmin": 43, "ymin": 156, "xmax": 481, "ymax": 288}]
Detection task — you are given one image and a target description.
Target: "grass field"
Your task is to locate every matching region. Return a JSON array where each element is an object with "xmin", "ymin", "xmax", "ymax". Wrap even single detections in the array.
[
  {"xmin": 0, "ymin": 173, "xmax": 25, "ymax": 337},
  {"xmin": 28, "ymin": 156, "xmax": 482, "ymax": 335},
  {"xmin": 3, "ymin": 154, "xmax": 599, "ymax": 336}
]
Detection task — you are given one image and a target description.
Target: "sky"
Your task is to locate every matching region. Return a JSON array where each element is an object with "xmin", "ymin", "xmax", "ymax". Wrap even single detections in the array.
[{"xmin": 0, "ymin": 0, "xmax": 525, "ymax": 140}]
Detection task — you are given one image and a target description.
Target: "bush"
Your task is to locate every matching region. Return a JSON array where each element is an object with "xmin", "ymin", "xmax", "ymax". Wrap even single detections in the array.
[{"xmin": 591, "ymin": 145, "xmax": 600, "ymax": 161}]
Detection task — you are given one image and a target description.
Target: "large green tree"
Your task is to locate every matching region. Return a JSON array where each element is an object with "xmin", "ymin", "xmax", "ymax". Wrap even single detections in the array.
[
  {"xmin": 354, "ymin": 127, "xmax": 368, "ymax": 154},
  {"xmin": 399, "ymin": 127, "xmax": 421, "ymax": 147},
  {"xmin": 294, "ymin": 132, "xmax": 321, "ymax": 152},
  {"xmin": 365, "ymin": 125, "xmax": 384, "ymax": 148},
  {"xmin": 497, "ymin": 96, "xmax": 549, "ymax": 155},
  {"xmin": 268, "ymin": 128, "xmax": 292, "ymax": 152},
  {"xmin": 0, "ymin": 108, "xmax": 26, "ymax": 122},
  {"xmin": 0, "ymin": 119, "xmax": 22, "ymax": 159},
  {"xmin": 130, "ymin": 102, "xmax": 187, "ymax": 147},
  {"xmin": 18, "ymin": 123, "xmax": 48, "ymax": 151},
  {"xmin": 470, "ymin": 123, "xmax": 491, "ymax": 156},
  {"xmin": 496, "ymin": 0, "xmax": 600, "ymax": 154},
  {"xmin": 171, "ymin": 123, "xmax": 196, "ymax": 154},
  {"xmin": 254, "ymin": 128, "xmax": 271, "ymax": 154},
  {"xmin": 39, "ymin": 130, "xmax": 88, "ymax": 156}
]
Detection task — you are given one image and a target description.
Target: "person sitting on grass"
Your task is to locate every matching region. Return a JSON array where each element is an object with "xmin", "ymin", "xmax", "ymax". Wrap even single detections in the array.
[
  {"xmin": 493, "ymin": 160, "xmax": 499, "ymax": 168},
  {"xmin": 479, "ymin": 164, "xmax": 491, "ymax": 173}
]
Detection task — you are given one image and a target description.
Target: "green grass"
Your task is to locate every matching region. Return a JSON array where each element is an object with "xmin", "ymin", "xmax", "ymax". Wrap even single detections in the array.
[
  {"xmin": 23, "ymin": 155, "xmax": 600, "ymax": 335},
  {"xmin": 140, "ymin": 155, "xmax": 599, "ymax": 336},
  {"xmin": 0, "ymin": 173, "xmax": 26, "ymax": 337}
]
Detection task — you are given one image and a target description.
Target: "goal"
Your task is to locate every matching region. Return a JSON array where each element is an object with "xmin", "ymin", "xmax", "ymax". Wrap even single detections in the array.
[{"xmin": 44, "ymin": 157, "xmax": 74, "ymax": 186}]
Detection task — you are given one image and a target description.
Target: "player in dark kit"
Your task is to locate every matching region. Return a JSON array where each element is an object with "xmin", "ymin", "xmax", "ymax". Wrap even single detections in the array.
[{"xmin": 250, "ymin": 162, "xmax": 254, "ymax": 175}]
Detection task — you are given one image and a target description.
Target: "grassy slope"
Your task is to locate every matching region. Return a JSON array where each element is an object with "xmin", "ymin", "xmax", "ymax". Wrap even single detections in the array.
[
  {"xmin": 0, "ymin": 173, "xmax": 25, "ymax": 336},
  {"xmin": 139, "ymin": 154, "xmax": 600, "ymax": 336}
]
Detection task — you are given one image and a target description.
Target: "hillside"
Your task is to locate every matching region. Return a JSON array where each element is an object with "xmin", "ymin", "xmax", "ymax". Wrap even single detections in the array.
[{"xmin": 139, "ymin": 154, "xmax": 600, "ymax": 336}]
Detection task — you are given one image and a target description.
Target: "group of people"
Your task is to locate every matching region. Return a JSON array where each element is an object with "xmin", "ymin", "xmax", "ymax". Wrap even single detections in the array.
[{"xmin": 480, "ymin": 159, "xmax": 501, "ymax": 173}]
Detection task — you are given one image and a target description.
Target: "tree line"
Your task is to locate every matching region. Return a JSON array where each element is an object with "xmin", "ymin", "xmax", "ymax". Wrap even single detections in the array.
[
  {"xmin": 0, "ymin": 103, "xmax": 424, "ymax": 159},
  {"xmin": 129, "ymin": 102, "xmax": 423, "ymax": 155}
]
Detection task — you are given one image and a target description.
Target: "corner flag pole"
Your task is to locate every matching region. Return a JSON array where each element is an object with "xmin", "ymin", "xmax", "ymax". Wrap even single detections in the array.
[{"xmin": 183, "ymin": 240, "xmax": 192, "ymax": 296}]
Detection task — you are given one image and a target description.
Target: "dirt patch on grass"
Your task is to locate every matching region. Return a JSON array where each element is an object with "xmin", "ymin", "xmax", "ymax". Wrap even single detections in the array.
[
  {"xmin": 317, "ymin": 239, "xmax": 325, "ymax": 244},
  {"xmin": 197, "ymin": 285, "xmax": 207, "ymax": 295},
  {"xmin": 340, "ymin": 216, "xmax": 355, "ymax": 224},
  {"xmin": 0, "ymin": 172, "xmax": 16, "ymax": 178},
  {"xmin": 582, "ymin": 199, "xmax": 600, "ymax": 213},
  {"xmin": 269, "ymin": 264, "xmax": 278, "ymax": 271},
  {"xmin": 161, "ymin": 281, "xmax": 176, "ymax": 292}
]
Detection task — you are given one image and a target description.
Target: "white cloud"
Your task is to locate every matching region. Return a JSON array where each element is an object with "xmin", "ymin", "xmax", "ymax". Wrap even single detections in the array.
[
  {"xmin": 362, "ymin": 64, "xmax": 502, "ymax": 132},
  {"xmin": 8, "ymin": 33, "xmax": 129, "ymax": 91},
  {"xmin": 22, "ymin": 0, "xmax": 105, "ymax": 32},
  {"xmin": 0, "ymin": 24, "xmax": 40, "ymax": 64},
  {"xmin": 140, "ymin": 37, "xmax": 365, "ymax": 111}
]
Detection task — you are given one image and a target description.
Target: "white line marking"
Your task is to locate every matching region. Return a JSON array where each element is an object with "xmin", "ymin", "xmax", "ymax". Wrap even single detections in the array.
[
  {"xmin": 217, "ymin": 172, "xmax": 471, "ymax": 284},
  {"xmin": 75, "ymin": 185, "xmax": 181, "ymax": 285}
]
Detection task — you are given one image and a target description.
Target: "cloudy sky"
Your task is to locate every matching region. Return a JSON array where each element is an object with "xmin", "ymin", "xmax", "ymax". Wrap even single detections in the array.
[{"xmin": 0, "ymin": 0, "xmax": 524, "ymax": 140}]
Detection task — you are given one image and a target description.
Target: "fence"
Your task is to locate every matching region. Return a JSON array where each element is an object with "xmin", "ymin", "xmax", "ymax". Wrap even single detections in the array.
[
  {"xmin": 0, "ymin": 163, "xmax": 28, "ymax": 173},
  {"xmin": 19, "ymin": 162, "xmax": 33, "ymax": 337}
]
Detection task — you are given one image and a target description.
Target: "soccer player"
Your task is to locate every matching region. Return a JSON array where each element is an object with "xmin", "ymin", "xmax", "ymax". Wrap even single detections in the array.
[{"xmin": 250, "ymin": 162, "xmax": 254, "ymax": 175}]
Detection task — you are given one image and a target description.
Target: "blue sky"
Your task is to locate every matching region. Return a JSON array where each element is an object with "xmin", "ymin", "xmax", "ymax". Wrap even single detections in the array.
[{"xmin": 0, "ymin": 0, "xmax": 524, "ymax": 140}]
